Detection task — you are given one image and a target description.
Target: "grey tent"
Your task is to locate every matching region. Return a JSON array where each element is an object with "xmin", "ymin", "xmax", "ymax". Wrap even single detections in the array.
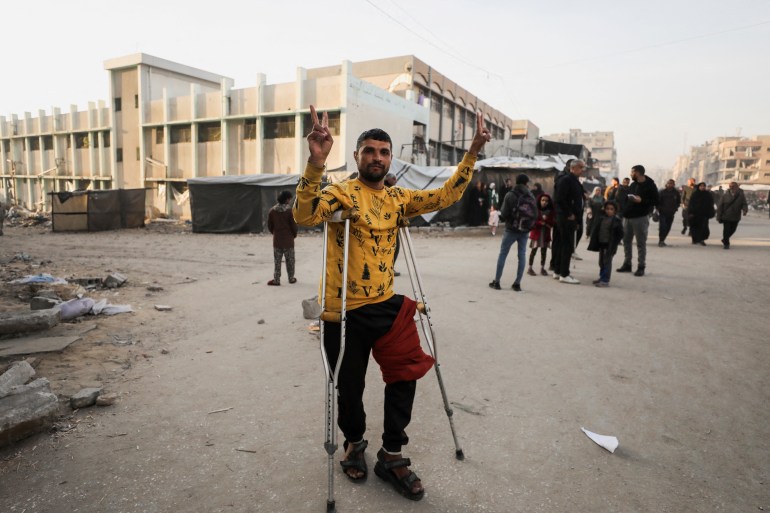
[
  {"xmin": 50, "ymin": 189, "xmax": 146, "ymax": 232},
  {"xmin": 188, "ymin": 174, "xmax": 299, "ymax": 233}
]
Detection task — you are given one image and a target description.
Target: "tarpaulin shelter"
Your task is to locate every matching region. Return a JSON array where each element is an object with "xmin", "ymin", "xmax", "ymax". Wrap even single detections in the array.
[
  {"xmin": 50, "ymin": 189, "xmax": 146, "ymax": 232},
  {"xmin": 389, "ymin": 155, "xmax": 569, "ymax": 226},
  {"xmin": 187, "ymin": 174, "xmax": 299, "ymax": 233}
]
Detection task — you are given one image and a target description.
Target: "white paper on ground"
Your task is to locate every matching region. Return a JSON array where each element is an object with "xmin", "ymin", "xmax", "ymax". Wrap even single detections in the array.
[{"xmin": 581, "ymin": 427, "xmax": 619, "ymax": 453}]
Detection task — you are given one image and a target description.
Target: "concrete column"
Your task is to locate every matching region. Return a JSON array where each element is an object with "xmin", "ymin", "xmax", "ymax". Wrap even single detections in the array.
[
  {"xmin": 221, "ymin": 78, "xmax": 230, "ymax": 175},
  {"xmin": 190, "ymin": 84, "xmax": 199, "ymax": 179},
  {"xmin": 295, "ymin": 67, "xmax": 307, "ymax": 174},
  {"xmin": 341, "ymin": 60, "xmax": 354, "ymax": 170},
  {"xmin": 88, "ymin": 102, "xmax": 97, "ymax": 179},
  {"xmin": 256, "ymin": 74, "xmax": 266, "ymax": 173},
  {"xmin": 137, "ymin": 67, "xmax": 146, "ymax": 191},
  {"xmin": 163, "ymin": 88, "xmax": 170, "ymax": 183},
  {"xmin": 69, "ymin": 105, "xmax": 78, "ymax": 177},
  {"xmin": 97, "ymin": 101, "xmax": 107, "ymax": 179}
]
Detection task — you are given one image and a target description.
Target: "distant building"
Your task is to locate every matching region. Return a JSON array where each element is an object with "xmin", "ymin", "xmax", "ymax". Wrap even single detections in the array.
[
  {"xmin": 541, "ymin": 129, "xmax": 618, "ymax": 178},
  {"xmin": 0, "ymin": 54, "xmax": 528, "ymax": 217},
  {"xmin": 672, "ymin": 136, "xmax": 770, "ymax": 187}
]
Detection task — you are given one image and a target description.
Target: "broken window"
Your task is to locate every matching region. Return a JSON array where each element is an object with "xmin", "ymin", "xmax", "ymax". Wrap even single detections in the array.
[
  {"xmin": 75, "ymin": 133, "xmax": 89, "ymax": 149},
  {"xmin": 244, "ymin": 119, "xmax": 257, "ymax": 140},
  {"xmin": 301, "ymin": 111, "xmax": 340, "ymax": 137},
  {"xmin": 264, "ymin": 116, "xmax": 295, "ymax": 139},
  {"xmin": 198, "ymin": 122, "xmax": 221, "ymax": 143},
  {"xmin": 43, "ymin": 136, "xmax": 53, "ymax": 150},
  {"xmin": 115, "ymin": 98, "xmax": 122, "ymax": 112},
  {"xmin": 29, "ymin": 138, "xmax": 40, "ymax": 151},
  {"xmin": 170, "ymin": 125, "xmax": 192, "ymax": 144}
]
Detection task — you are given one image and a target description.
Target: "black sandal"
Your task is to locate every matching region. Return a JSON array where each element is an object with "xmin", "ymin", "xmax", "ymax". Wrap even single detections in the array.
[
  {"xmin": 340, "ymin": 440, "xmax": 368, "ymax": 482},
  {"xmin": 374, "ymin": 448, "xmax": 424, "ymax": 501}
]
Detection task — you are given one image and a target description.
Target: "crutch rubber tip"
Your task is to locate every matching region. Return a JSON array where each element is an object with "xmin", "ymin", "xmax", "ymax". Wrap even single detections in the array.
[
  {"xmin": 455, "ymin": 449, "xmax": 465, "ymax": 460},
  {"xmin": 326, "ymin": 500, "xmax": 336, "ymax": 512}
]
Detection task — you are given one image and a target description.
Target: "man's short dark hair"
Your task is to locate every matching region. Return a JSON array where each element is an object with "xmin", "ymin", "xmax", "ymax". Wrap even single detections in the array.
[
  {"xmin": 356, "ymin": 128, "xmax": 392, "ymax": 150},
  {"xmin": 632, "ymin": 165, "xmax": 646, "ymax": 175},
  {"xmin": 278, "ymin": 190, "xmax": 293, "ymax": 204},
  {"xmin": 516, "ymin": 173, "xmax": 530, "ymax": 185}
]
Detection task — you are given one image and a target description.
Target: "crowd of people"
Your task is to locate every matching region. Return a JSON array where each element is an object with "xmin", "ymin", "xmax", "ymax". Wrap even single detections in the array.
[{"xmin": 487, "ymin": 161, "xmax": 753, "ymax": 291}]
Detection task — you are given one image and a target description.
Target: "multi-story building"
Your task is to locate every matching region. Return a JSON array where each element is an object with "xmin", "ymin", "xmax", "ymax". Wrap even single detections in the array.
[
  {"xmin": 541, "ymin": 129, "xmax": 618, "ymax": 178},
  {"xmin": 672, "ymin": 136, "xmax": 770, "ymax": 187},
  {"xmin": 0, "ymin": 53, "xmax": 524, "ymax": 217}
]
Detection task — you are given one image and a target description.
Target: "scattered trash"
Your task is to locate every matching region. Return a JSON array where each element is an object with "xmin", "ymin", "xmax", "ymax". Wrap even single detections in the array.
[
  {"xmin": 70, "ymin": 277, "xmax": 103, "ymax": 289},
  {"xmin": 208, "ymin": 407, "xmax": 233, "ymax": 415},
  {"xmin": 581, "ymin": 427, "xmax": 619, "ymax": 453},
  {"xmin": 235, "ymin": 448, "xmax": 257, "ymax": 454},
  {"xmin": 154, "ymin": 305, "xmax": 172, "ymax": 312},
  {"xmin": 10, "ymin": 273, "xmax": 68, "ymax": 285},
  {"xmin": 146, "ymin": 285, "xmax": 164, "ymax": 292},
  {"xmin": 59, "ymin": 298, "xmax": 133, "ymax": 321},
  {"xmin": 257, "ymin": 319, "xmax": 265, "ymax": 324},
  {"xmin": 308, "ymin": 321, "xmax": 320, "ymax": 332}
]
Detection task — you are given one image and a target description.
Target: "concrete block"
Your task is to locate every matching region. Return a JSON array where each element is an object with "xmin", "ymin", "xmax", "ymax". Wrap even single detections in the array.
[
  {"xmin": 104, "ymin": 273, "xmax": 127, "ymax": 289},
  {"xmin": 0, "ymin": 386, "xmax": 59, "ymax": 447},
  {"xmin": 70, "ymin": 387, "xmax": 102, "ymax": 409},
  {"xmin": 0, "ymin": 309, "xmax": 60, "ymax": 336},
  {"xmin": 30, "ymin": 296, "xmax": 62, "ymax": 310},
  {"xmin": 0, "ymin": 361, "xmax": 36, "ymax": 398}
]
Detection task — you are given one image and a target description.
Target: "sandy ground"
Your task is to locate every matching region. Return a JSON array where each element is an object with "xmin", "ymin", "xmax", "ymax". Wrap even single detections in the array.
[{"xmin": 0, "ymin": 213, "xmax": 768, "ymax": 513}]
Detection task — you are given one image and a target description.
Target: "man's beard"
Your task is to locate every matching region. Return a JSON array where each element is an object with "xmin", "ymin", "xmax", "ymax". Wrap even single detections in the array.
[{"xmin": 358, "ymin": 163, "xmax": 389, "ymax": 182}]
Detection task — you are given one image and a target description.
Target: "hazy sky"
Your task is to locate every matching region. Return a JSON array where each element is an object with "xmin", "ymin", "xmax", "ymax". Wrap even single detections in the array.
[{"xmin": 2, "ymin": 0, "xmax": 768, "ymax": 179}]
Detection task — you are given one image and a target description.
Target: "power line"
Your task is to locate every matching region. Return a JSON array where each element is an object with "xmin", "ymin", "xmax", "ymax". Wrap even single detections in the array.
[{"xmin": 544, "ymin": 20, "xmax": 770, "ymax": 69}]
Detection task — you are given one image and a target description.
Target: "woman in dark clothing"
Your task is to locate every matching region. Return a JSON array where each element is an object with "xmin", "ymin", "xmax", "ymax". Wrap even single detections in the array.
[
  {"xmin": 688, "ymin": 182, "xmax": 715, "ymax": 246},
  {"xmin": 585, "ymin": 186, "xmax": 605, "ymax": 239}
]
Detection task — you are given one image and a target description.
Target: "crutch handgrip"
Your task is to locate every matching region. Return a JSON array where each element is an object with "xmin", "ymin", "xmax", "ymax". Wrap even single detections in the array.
[
  {"xmin": 416, "ymin": 302, "xmax": 427, "ymax": 314},
  {"xmin": 320, "ymin": 311, "xmax": 342, "ymax": 323}
]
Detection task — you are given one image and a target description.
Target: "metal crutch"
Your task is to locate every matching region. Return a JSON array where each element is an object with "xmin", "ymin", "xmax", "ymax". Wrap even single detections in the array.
[
  {"xmin": 398, "ymin": 224, "xmax": 464, "ymax": 460},
  {"xmin": 319, "ymin": 218, "xmax": 350, "ymax": 513}
]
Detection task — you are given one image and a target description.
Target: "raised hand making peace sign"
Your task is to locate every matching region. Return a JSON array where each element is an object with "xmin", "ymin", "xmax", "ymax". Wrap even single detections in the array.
[
  {"xmin": 307, "ymin": 105, "xmax": 333, "ymax": 168},
  {"xmin": 468, "ymin": 111, "xmax": 492, "ymax": 157}
]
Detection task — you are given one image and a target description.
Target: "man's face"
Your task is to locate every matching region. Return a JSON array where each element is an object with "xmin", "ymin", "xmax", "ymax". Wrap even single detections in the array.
[
  {"xmin": 630, "ymin": 169, "xmax": 639, "ymax": 182},
  {"xmin": 729, "ymin": 182, "xmax": 738, "ymax": 192},
  {"xmin": 354, "ymin": 139, "xmax": 392, "ymax": 183},
  {"xmin": 571, "ymin": 163, "xmax": 585, "ymax": 176},
  {"xmin": 666, "ymin": 180, "xmax": 675, "ymax": 189},
  {"xmin": 688, "ymin": 179, "xmax": 696, "ymax": 187},
  {"xmin": 611, "ymin": 179, "xmax": 619, "ymax": 188},
  {"xmin": 622, "ymin": 178, "xmax": 630, "ymax": 186}
]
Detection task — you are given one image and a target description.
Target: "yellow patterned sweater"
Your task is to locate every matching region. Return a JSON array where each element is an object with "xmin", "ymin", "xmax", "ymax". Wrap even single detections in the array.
[{"xmin": 294, "ymin": 153, "xmax": 476, "ymax": 312}]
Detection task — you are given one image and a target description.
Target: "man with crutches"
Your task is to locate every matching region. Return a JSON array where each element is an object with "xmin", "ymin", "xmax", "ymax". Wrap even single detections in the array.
[{"xmin": 294, "ymin": 105, "xmax": 490, "ymax": 505}]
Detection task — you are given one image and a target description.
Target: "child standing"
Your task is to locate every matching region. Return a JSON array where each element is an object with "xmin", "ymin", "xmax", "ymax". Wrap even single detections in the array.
[
  {"xmin": 267, "ymin": 190, "xmax": 298, "ymax": 286},
  {"xmin": 488, "ymin": 205, "xmax": 500, "ymax": 235},
  {"xmin": 527, "ymin": 193, "xmax": 555, "ymax": 276},
  {"xmin": 587, "ymin": 200, "xmax": 624, "ymax": 287}
]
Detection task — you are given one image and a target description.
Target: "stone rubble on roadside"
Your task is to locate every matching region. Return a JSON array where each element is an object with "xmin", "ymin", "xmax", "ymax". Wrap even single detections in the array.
[
  {"xmin": 104, "ymin": 272, "xmax": 127, "ymax": 289},
  {"xmin": 30, "ymin": 296, "xmax": 62, "ymax": 310},
  {"xmin": 96, "ymin": 392, "xmax": 118, "ymax": 406},
  {"xmin": 0, "ymin": 309, "xmax": 60, "ymax": 336},
  {"xmin": 0, "ymin": 361, "xmax": 60, "ymax": 448},
  {"xmin": 70, "ymin": 387, "xmax": 103, "ymax": 409}
]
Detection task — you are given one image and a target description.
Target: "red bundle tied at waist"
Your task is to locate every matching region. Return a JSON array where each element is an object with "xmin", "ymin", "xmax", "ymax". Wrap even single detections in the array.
[{"xmin": 372, "ymin": 296, "xmax": 435, "ymax": 384}]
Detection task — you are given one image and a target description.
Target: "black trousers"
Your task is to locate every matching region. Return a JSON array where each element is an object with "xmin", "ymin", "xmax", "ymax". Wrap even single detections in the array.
[
  {"xmin": 722, "ymin": 220, "xmax": 739, "ymax": 244},
  {"xmin": 550, "ymin": 222, "xmax": 561, "ymax": 270},
  {"xmin": 658, "ymin": 212, "xmax": 674, "ymax": 242},
  {"xmin": 323, "ymin": 295, "xmax": 416, "ymax": 453},
  {"xmin": 556, "ymin": 216, "xmax": 577, "ymax": 277}
]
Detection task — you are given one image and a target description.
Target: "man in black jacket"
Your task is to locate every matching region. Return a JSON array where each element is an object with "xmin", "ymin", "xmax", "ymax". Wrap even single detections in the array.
[
  {"xmin": 617, "ymin": 165, "xmax": 658, "ymax": 276},
  {"xmin": 656, "ymin": 179, "xmax": 681, "ymax": 247},
  {"xmin": 553, "ymin": 159, "xmax": 585, "ymax": 284}
]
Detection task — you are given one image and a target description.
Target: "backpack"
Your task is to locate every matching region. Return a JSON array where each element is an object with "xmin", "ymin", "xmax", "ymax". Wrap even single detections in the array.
[{"xmin": 509, "ymin": 191, "xmax": 538, "ymax": 232}]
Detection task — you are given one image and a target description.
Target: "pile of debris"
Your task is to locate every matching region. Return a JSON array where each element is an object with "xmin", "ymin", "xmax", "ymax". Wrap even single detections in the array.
[
  {"xmin": 0, "ymin": 360, "xmax": 59, "ymax": 447},
  {"xmin": 3, "ymin": 205, "xmax": 51, "ymax": 228}
]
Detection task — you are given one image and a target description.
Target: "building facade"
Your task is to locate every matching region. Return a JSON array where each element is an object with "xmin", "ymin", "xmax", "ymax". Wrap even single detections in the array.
[
  {"xmin": 541, "ymin": 129, "xmax": 619, "ymax": 178},
  {"xmin": 672, "ymin": 136, "xmax": 770, "ymax": 187},
  {"xmin": 0, "ymin": 54, "xmax": 525, "ymax": 217}
]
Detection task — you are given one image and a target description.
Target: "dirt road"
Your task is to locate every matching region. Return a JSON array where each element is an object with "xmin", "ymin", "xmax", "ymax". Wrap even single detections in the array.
[{"xmin": 1, "ymin": 214, "xmax": 768, "ymax": 513}]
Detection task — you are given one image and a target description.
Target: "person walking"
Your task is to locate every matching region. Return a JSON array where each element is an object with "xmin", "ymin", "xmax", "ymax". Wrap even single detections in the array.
[
  {"xmin": 688, "ymin": 182, "xmax": 714, "ymax": 246},
  {"xmin": 468, "ymin": 180, "xmax": 488, "ymax": 226},
  {"xmin": 617, "ymin": 165, "xmax": 658, "ymax": 277},
  {"xmin": 553, "ymin": 159, "xmax": 585, "ymax": 284},
  {"xmin": 487, "ymin": 182, "xmax": 499, "ymax": 210},
  {"xmin": 680, "ymin": 178, "xmax": 696, "ymax": 235},
  {"xmin": 585, "ymin": 186, "xmax": 605, "ymax": 239},
  {"xmin": 656, "ymin": 179, "xmax": 681, "ymax": 247},
  {"xmin": 267, "ymin": 190, "xmax": 298, "ymax": 286},
  {"xmin": 294, "ymin": 106, "xmax": 490, "ymax": 501},
  {"xmin": 615, "ymin": 177, "xmax": 630, "ymax": 220},
  {"xmin": 489, "ymin": 174, "xmax": 537, "ymax": 292},
  {"xmin": 716, "ymin": 181, "xmax": 748, "ymax": 249},
  {"xmin": 604, "ymin": 177, "xmax": 620, "ymax": 201},
  {"xmin": 527, "ymin": 193, "xmax": 555, "ymax": 276},
  {"xmin": 587, "ymin": 200, "xmax": 624, "ymax": 287},
  {"xmin": 549, "ymin": 160, "xmax": 572, "ymax": 274}
]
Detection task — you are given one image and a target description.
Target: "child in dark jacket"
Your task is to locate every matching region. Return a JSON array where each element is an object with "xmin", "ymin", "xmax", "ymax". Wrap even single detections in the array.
[{"xmin": 587, "ymin": 200, "xmax": 624, "ymax": 287}]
